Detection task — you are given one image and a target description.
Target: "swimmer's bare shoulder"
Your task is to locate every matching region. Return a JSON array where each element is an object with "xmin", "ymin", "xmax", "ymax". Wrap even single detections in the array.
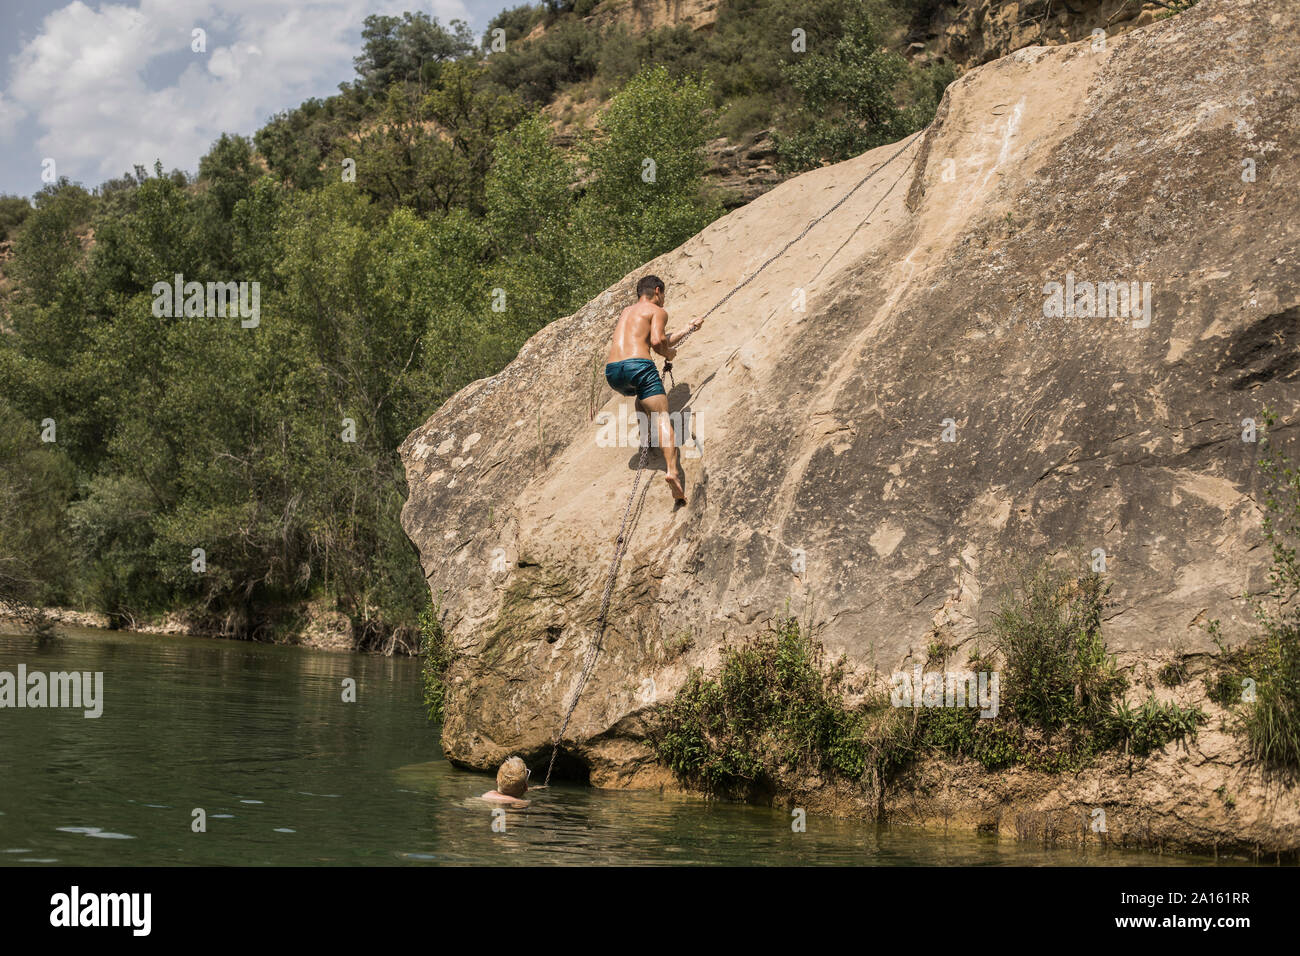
[{"xmin": 481, "ymin": 790, "xmax": 530, "ymax": 807}]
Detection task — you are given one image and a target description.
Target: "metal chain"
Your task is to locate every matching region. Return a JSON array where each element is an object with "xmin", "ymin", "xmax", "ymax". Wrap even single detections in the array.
[
  {"xmin": 543, "ymin": 435, "xmax": 652, "ymax": 786},
  {"xmin": 541, "ymin": 131, "xmax": 923, "ymax": 785},
  {"xmin": 693, "ymin": 131, "xmax": 922, "ymax": 328}
]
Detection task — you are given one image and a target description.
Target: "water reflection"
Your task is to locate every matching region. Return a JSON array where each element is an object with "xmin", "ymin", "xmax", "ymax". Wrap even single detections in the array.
[{"xmin": 0, "ymin": 628, "xmax": 1234, "ymax": 866}]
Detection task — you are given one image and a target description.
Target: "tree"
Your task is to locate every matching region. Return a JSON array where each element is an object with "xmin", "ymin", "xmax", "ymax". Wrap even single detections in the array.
[
  {"xmin": 0, "ymin": 195, "xmax": 32, "ymax": 243},
  {"xmin": 0, "ymin": 399, "xmax": 75, "ymax": 611},
  {"xmin": 486, "ymin": 111, "xmax": 572, "ymax": 258},
  {"xmin": 7, "ymin": 179, "xmax": 94, "ymax": 308},
  {"xmin": 1, "ymin": 180, "xmax": 106, "ymax": 472},
  {"xmin": 255, "ymin": 95, "xmax": 367, "ymax": 191},
  {"xmin": 353, "ymin": 12, "xmax": 475, "ymax": 95},
  {"xmin": 574, "ymin": 66, "xmax": 721, "ymax": 287},
  {"xmin": 193, "ymin": 133, "xmax": 262, "ymax": 271},
  {"xmin": 484, "ymin": 16, "xmax": 600, "ymax": 104},
  {"xmin": 481, "ymin": 4, "xmax": 545, "ymax": 51},
  {"xmin": 350, "ymin": 61, "xmax": 524, "ymax": 216},
  {"xmin": 485, "ymin": 112, "xmax": 578, "ymax": 331},
  {"xmin": 775, "ymin": 6, "xmax": 910, "ymax": 171}
]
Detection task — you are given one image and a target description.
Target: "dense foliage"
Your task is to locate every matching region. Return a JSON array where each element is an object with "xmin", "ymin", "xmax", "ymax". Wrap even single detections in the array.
[
  {"xmin": 927, "ymin": 568, "xmax": 1203, "ymax": 772},
  {"xmin": 484, "ymin": 0, "xmax": 952, "ymax": 158},
  {"xmin": 420, "ymin": 595, "xmax": 454, "ymax": 722},
  {"xmin": 655, "ymin": 615, "xmax": 874, "ymax": 793},
  {"xmin": 1203, "ymin": 411, "xmax": 1300, "ymax": 772},
  {"xmin": 0, "ymin": 52, "xmax": 716, "ymax": 647},
  {"xmin": 656, "ymin": 568, "xmax": 1205, "ymax": 794},
  {"xmin": 0, "ymin": 1, "xmax": 952, "ymax": 647}
]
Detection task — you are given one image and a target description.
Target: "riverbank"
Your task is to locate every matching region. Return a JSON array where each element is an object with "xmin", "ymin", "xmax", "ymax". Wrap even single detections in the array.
[
  {"xmin": 585, "ymin": 733, "xmax": 1300, "ymax": 864},
  {"xmin": 575, "ymin": 646, "xmax": 1300, "ymax": 863},
  {"xmin": 0, "ymin": 600, "xmax": 364, "ymax": 652},
  {"xmin": 10, "ymin": 611, "xmax": 1295, "ymax": 860},
  {"xmin": 3, "ymin": 624, "xmax": 1231, "ymax": 866}
]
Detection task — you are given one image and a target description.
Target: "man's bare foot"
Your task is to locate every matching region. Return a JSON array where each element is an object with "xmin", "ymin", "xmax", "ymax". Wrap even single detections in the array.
[{"xmin": 665, "ymin": 471, "xmax": 686, "ymax": 501}]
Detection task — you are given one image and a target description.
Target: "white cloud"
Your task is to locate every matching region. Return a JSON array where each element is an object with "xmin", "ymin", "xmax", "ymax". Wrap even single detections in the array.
[
  {"xmin": 0, "ymin": 91, "xmax": 27, "ymax": 140},
  {"xmin": 5, "ymin": 0, "xmax": 472, "ymax": 185}
]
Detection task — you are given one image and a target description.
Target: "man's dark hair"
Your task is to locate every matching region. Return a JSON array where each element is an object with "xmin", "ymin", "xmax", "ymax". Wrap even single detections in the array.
[{"xmin": 636, "ymin": 275, "xmax": 665, "ymax": 299}]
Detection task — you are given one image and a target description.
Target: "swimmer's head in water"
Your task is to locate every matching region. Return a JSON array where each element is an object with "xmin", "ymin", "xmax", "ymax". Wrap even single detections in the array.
[{"xmin": 496, "ymin": 756, "xmax": 529, "ymax": 797}]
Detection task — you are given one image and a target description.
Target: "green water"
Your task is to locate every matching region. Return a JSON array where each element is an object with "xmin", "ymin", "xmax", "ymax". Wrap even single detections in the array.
[{"xmin": 0, "ymin": 627, "xmax": 1228, "ymax": 866}]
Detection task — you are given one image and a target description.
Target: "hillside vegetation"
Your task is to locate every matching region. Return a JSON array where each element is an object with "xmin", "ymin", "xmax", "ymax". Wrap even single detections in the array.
[{"xmin": 0, "ymin": 0, "xmax": 952, "ymax": 648}]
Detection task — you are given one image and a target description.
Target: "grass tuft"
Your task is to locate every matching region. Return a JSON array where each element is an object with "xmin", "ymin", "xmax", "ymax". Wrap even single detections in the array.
[{"xmin": 420, "ymin": 594, "xmax": 453, "ymax": 724}]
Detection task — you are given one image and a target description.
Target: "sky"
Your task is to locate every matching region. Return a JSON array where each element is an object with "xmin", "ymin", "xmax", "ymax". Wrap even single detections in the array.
[{"xmin": 0, "ymin": 0, "xmax": 517, "ymax": 198}]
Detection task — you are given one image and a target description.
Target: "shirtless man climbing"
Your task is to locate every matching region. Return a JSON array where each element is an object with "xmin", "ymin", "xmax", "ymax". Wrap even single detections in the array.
[{"xmin": 605, "ymin": 275, "xmax": 701, "ymax": 501}]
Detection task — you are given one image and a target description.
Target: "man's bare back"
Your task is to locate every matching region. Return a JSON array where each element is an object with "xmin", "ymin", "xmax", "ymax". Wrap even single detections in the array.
[
  {"xmin": 603, "ymin": 276, "xmax": 702, "ymax": 502},
  {"xmin": 607, "ymin": 299, "xmax": 669, "ymax": 363}
]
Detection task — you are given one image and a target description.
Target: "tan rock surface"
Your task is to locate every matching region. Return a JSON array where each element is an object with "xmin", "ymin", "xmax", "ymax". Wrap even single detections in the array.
[
  {"xmin": 928, "ymin": 0, "xmax": 1167, "ymax": 71},
  {"xmin": 401, "ymin": 0, "xmax": 1300, "ymax": 852}
]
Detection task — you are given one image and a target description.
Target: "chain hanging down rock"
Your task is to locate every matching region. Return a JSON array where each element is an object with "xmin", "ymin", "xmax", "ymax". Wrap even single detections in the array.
[
  {"xmin": 539, "ymin": 131, "xmax": 924, "ymax": 786},
  {"xmin": 542, "ymin": 436, "xmax": 653, "ymax": 786}
]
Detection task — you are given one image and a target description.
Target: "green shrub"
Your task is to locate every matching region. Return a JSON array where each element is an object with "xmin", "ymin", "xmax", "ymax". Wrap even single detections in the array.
[
  {"xmin": 482, "ymin": 3, "xmax": 546, "ymax": 50},
  {"xmin": 486, "ymin": 16, "xmax": 600, "ymax": 103},
  {"xmin": 906, "ymin": 60, "xmax": 955, "ymax": 128},
  {"xmin": 657, "ymin": 567, "xmax": 1205, "ymax": 791},
  {"xmin": 919, "ymin": 707, "xmax": 1021, "ymax": 771},
  {"xmin": 1103, "ymin": 697, "xmax": 1203, "ymax": 757},
  {"xmin": 718, "ymin": 94, "xmax": 774, "ymax": 141},
  {"xmin": 1250, "ymin": 414, "xmax": 1300, "ymax": 769},
  {"xmin": 420, "ymin": 596, "xmax": 454, "ymax": 723},
  {"xmin": 1158, "ymin": 660, "xmax": 1188, "ymax": 687},
  {"xmin": 987, "ymin": 566, "xmax": 1200, "ymax": 767},
  {"xmin": 654, "ymin": 615, "xmax": 875, "ymax": 793},
  {"xmin": 915, "ymin": 566, "xmax": 1201, "ymax": 771},
  {"xmin": 774, "ymin": 5, "xmax": 911, "ymax": 171},
  {"xmin": 0, "ymin": 194, "xmax": 32, "ymax": 242},
  {"xmin": 1203, "ymin": 410, "xmax": 1300, "ymax": 771},
  {"xmin": 1207, "ymin": 668, "xmax": 1245, "ymax": 707},
  {"xmin": 1204, "ymin": 624, "xmax": 1300, "ymax": 769},
  {"xmin": 0, "ymin": 399, "xmax": 76, "ymax": 610},
  {"xmin": 994, "ymin": 568, "xmax": 1124, "ymax": 730}
]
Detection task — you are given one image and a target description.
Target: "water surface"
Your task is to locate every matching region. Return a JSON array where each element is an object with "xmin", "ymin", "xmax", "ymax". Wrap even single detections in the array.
[{"xmin": 0, "ymin": 628, "xmax": 1230, "ymax": 866}]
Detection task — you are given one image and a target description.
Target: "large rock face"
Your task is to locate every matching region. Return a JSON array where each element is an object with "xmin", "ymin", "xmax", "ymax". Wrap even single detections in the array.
[
  {"xmin": 587, "ymin": 0, "xmax": 720, "ymax": 34},
  {"xmin": 924, "ymin": 0, "xmax": 1168, "ymax": 71},
  {"xmin": 401, "ymin": 0, "xmax": 1299, "ymax": 818}
]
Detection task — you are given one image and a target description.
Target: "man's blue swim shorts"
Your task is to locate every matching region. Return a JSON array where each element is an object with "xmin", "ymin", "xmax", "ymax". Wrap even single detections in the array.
[{"xmin": 605, "ymin": 358, "xmax": 666, "ymax": 401}]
